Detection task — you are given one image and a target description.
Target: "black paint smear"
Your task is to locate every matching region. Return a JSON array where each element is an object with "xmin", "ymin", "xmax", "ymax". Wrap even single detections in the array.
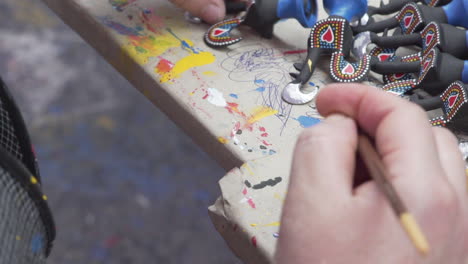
[
  {"xmin": 248, "ymin": 149, "xmax": 252, "ymax": 152},
  {"xmin": 236, "ymin": 129, "xmax": 242, "ymax": 135},
  {"xmin": 260, "ymin": 145, "xmax": 267, "ymax": 150},
  {"xmin": 245, "ymin": 177, "xmax": 282, "ymax": 190},
  {"xmin": 244, "ymin": 180, "xmax": 252, "ymax": 188}
]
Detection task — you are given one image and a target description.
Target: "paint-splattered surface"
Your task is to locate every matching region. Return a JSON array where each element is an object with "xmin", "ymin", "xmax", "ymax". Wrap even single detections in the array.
[
  {"xmin": 36, "ymin": 0, "xmax": 333, "ymax": 262},
  {"xmin": 35, "ymin": 0, "xmax": 372, "ymax": 262},
  {"xmin": 0, "ymin": 0, "xmax": 238, "ymax": 263},
  {"xmin": 42, "ymin": 0, "xmax": 330, "ymax": 171}
]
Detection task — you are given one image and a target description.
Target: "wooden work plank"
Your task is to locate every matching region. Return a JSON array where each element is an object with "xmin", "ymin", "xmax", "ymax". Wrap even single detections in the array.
[
  {"xmin": 41, "ymin": 0, "xmax": 327, "ymax": 172},
  {"xmin": 41, "ymin": 0, "xmax": 380, "ymax": 262}
]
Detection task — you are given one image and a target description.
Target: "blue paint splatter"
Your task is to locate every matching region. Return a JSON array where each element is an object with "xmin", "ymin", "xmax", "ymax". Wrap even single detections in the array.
[
  {"xmin": 91, "ymin": 245, "xmax": 108, "ymax": 260},
  {"xmin": 166, "ymin": 28, "xmax": 199, "ymax": 54},
  {"xmin": 269, "ymin": 150, "xmax": 277, "ymax": 155},
  {"xmin": 31, "ymin": 234, "xmax": 44, "ymax": 254},
  {"xmin": 229, "ymin": 93, "xmax": 238, "ymax": 99},
  {"xmin": 255, "ymin": 87, "xmax": 266, "ymax": 92},
  {"xmin": 101, "ymin": 17, "xmax": 143, "ymax": 36},
  {"xmin": 295, "ymin": 116, "xmax": 321, "ymax": 128},
  {"xmin": 309, "ymin": 82, "xmax": 315, "ymax": 86},
  {"xmin": 255, "ymin": 79, "xmax": 265, "ymax": 84}
]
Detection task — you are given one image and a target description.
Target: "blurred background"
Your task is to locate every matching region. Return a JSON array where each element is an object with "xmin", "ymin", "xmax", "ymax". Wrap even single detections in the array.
[{"xmin": 0, "ymin": 0, "xmax": 238, "ymax": 263}]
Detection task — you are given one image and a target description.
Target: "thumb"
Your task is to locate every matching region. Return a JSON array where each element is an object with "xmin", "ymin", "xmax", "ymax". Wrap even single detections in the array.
[
  {"xmin": 289, "ymin": 114, "xmax": 358, "ymax": 199},
  {"xmin": 170, "ymin": 0, "xmax": 225, "ymax": 24}
]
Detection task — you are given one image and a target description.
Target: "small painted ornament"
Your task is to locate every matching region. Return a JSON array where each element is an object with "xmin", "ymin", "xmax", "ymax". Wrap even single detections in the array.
[
  {"xmin": 396, "ymin": 3, "xmax": 424, "ymax": 34},
  {"xmin": 282, "ymin": 16, "xmax": 356, "ymax": 104},
  {"xmin": 366, "ymin": 0, "xmax": 451, "ymax": 17},
  {"xmin": 382, "ymin": 79, "xmax": 417, "ymax": 96},
  {"xmin": 205, "ymin": 18, "xmax": 244, "ymax": 47},
  {"xmin": 412, "ymin": 81, "xmax": 468, "ymax": 132},
  {"xmin": 441, "ymin": 81, "xmax": 468, "ymax": 121},
  {"xmin": 204, "ymin": 0, "xmax": 320, "ymax": 48},
  {"xmin": 353, "ymin": 0, "xmax": 468, "ymax": 35},
  {"xmin": 311, "ymin": 17, "xmax": 347, "ymax": 50},
  {"xmin": 329, "ymin": 52, "xmax": 370, "ymax": 82}
]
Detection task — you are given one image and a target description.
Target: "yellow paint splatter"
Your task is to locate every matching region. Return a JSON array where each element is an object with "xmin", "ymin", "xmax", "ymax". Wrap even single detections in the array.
[
  {"xmin": 30, "ymin": 176, "xmax": 38, "ymax": 184},
  {"xmin": 123, "ymin": 33, "xmax": 181, "ymax": 65},
  {"xmin": 247, "ymin": 106, "xmax": 278, "ymax": 125},
  {"xmin": 96, "ymin": 116, "xmax": 116, "ymax": 131},
  {"xmin": 218, "ymin": 137, "xmax": 229, "ymax": 144},
  {"xmin": 202, "ymin": 71, "xmax": 217, "ymax": 76},
  {"xmin": 274, "ymin": 192, "xmax": 284, "ymax": 201},
  {"xmin": 42, "ymin": 195, "xmax": 48, "ymax": 201},
  {"xmin": 250, "ymin": 222, "xmax": 281, "ymax": 227},
  {"xmin": 241, "ymin": 163, "xmax": 254, "ymax": 176},
  {"xmin": 159, "ymin": 51, "xmax": 216, "ymax": 83}
]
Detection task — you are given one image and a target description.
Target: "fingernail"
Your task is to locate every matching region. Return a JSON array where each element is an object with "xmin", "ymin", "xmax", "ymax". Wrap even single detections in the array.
[{"xmin": 201, "ymin": 4, "xmax": 224, "ymax": 24}]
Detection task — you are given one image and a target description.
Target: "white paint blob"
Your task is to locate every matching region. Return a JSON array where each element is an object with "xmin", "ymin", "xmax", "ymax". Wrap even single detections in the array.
[
  {"xmin": 282, "ymin": 82, "xmax": 318, "ymax": 105},
  {"xmin": 206, "ymin": 88, "xmax": 227, "ymax": 107}
]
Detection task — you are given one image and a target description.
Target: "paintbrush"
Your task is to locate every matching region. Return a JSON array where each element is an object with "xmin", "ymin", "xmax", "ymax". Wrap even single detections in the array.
[{"xmin": 357, "ymin": 133, "xmax": 430, "ymax": 256}]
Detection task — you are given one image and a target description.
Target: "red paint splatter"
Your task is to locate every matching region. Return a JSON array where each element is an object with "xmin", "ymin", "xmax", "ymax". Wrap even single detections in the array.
[
  {"xmin": 140, "ymin": 9, "xmax": 165, "ymax": 34},
  {"xmin": 262, "ymin": 140, "xmax": 272, "ymax": 146},
  {"xmin": 251, "ymin": 236, "xmax": 257, "ymax": 247},
  {"xmin": 191, "ymin": 102, "xmax": 212, "ymax": 119},
  {"xmin": 259, "ymin": 127, "xmax": 266, "ymax": 132},
  {"xmin": 247, "ymin": 198, "xmax": 256, "ymax": 209},
  {"xmin": 225, "ymin": 102, "xmax": 246, "ymax": 117},
  {"xmin": 261, "ymin": 133, "xmax": 268, "ymax": 137},
  {"xmin": 202, "ymin": 93, "xmax": 209, "ymax": 100},
  {"xmin": 155, "ymin": 59, "xmax": 174, "ymax": 74},
  {"xmin": 104, "ymin": 236, "xmax": 121, "ymax": 248},
  {"xmin": 283, "ymin": 49, "xmax": 307, "ymax": 55},
  {"xmin": 230, "ymin": 122, "xmax": 241, "ymax": 137},
  {"xmin": 242, "ymin": 188, "xmax": 247, "ymax": 195}
]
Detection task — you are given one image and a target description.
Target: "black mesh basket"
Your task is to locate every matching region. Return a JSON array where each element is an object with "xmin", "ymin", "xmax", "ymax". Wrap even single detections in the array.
[
  {"xmin": 0, "ymin": 78, "xmax": 55, "ymax": 263},
  {"xmin": 0, "ymin": 78, "xmax": 41, "ymax": 181}
]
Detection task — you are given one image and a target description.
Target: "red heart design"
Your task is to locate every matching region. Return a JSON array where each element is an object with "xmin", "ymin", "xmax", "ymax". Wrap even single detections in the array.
[
  {"xmin": 425, "ymin": 33, "xmax": 434, "ymax": 46},
  {"xmin": 393, "ymin": 73, "xmax": 405, "ymax": 79},
  {"xmin": 448, "ymin": 94, "xmax": 458, "ymax": 108},
  {"xmin": 404, "ymin": 14, "xmax": 413, "ymax": 28},
  {"xmin": 343, "ymin": 63, "xmax": 355, "ymax": 75},
  {"xmin": 378, "ymin": 54, "xmax": 391, "ymax": 62},
  {"xmin": 213, "ymin": 28, "xmax": 226, "ymax": 36},
  {"xmin": 321, "ymin": 26, "xmax": 334, "ymax": 43},
  {"xmin": 423, "ymin": 59, "xmax": 431, "ymax": 71}
]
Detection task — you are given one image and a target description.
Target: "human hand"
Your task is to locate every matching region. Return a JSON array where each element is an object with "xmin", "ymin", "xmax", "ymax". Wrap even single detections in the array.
[
  {"xmin": 275, "ymin": 84, "xmax": 468, "ymax": 263},
  {"xmin": 169, "ymin": 0, "xmax": 225, "ymax": 24}
]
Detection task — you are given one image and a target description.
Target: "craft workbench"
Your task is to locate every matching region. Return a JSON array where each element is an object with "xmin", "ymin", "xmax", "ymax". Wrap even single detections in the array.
[{"xmin": 41, "ymin": 0, "xmax": 378, "ymax": 262}]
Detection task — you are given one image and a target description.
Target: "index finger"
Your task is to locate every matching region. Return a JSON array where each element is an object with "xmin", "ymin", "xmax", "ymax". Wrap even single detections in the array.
[
  {"xmin": 316, "ymin": 83, "xmax": 446, "ymax": 192},
  {"xmin": 169, "ymin": 0, "xmax": 225, "ymax": 24}
]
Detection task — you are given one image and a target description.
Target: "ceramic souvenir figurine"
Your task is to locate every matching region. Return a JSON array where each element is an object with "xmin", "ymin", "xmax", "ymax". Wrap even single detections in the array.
[
  {"xmin": 366, "ymin": 0, "xmax": 451, "ymax": 16},
  {"xmin": 352, "ymin": 22, "xmax": 468, "ymax": 60},
  {"xmin": 353, "ymin": 0, "xmax": 468, "ymax": 35},
  {"xmin": 204, "ymin": 0, "xmax": 319, "ymax": 47},
  {"xmin": 379, "ymin": 48, "xmax": 468, "ymax": 96},
  {"xmin": 279, "ymin": 0, "xmax": 368, "ymax": 104},
  {"xmin": 411, "ymin": 81, "xmax": 468, "ymax": 132},
  {"xmin": 282, "ymin": 16, "xmax": 357, "ymax": 104}
]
